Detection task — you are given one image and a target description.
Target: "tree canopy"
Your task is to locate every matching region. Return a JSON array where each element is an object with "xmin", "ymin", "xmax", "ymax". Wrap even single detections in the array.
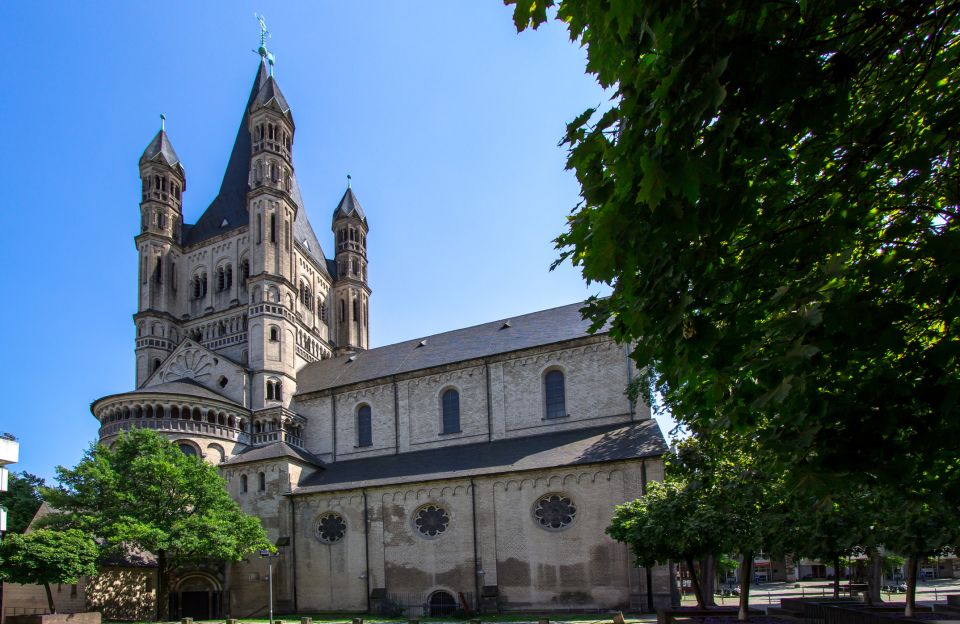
[
  {"xmin": 42, "ymin": 429, "xmax": 272, "ymax": 620},
  {"xmin": 0, "ymin": 471, "xmax": 45, "ymax": 534},
  {"xmin": 508, "ymin": 0, "xmax": 960, "ymax": 495},
  {"xmin": 0, "ymin": 528, "xmax": 99, "ymax": 614}
]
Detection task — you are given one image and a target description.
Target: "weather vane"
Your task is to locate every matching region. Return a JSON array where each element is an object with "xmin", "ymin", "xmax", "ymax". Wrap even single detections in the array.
[{"xmin": 254, "ymin": 13, "xmax": 276, "ymax": 74}]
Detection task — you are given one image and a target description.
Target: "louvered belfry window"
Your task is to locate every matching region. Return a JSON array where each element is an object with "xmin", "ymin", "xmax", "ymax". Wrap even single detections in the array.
[{"xmin": 544, "ymin": 370, "xmax": 566, "ymax": 419}]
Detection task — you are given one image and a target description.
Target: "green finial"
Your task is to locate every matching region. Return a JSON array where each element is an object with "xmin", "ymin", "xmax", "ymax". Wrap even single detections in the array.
[
  {"xmin": 347, "ymin": 174, "xmax": 352, "ymax": 189},
  {"xmin": 160, "ymin": 113, "xmax": 165, "ymax": 131},
  {"xmin": 254, "ymin": 13, "xmax": 275, "ymax": 73}
]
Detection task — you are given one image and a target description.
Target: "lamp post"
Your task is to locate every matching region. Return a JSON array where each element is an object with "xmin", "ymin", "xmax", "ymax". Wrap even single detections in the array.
[{"xmin": 259, "ymin": 548, "xmax": 282, "ymax": 624}]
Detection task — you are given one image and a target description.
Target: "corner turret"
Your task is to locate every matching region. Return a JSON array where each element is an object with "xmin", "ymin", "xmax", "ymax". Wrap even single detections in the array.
[{"xmin": 331, "ymin": 180, "xmax": 370, "ymax": 354}]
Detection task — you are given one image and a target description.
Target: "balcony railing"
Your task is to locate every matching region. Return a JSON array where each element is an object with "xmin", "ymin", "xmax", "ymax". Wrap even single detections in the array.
[{"xmin": 250, "ymin": 429, "xmax": 303, "ymax": 448}]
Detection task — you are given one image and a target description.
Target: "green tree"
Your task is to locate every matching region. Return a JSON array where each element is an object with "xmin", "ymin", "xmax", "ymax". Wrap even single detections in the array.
[
  {"xmin": 608, "ymin": 478, "xmax": 730, "ymax": 608},
  {"xmin": 42, "ymin": 429, "xmax": 272, "ymax": 621},
  {"xmin": 783, "ymin": 489, "xmax": 869, "ymax": 599},
  {"xmin": 875, "ymin": 489, "xmax": 960, "ymax": 617},
  {"xmin": 506, "ymin": 0, "xmax": 960, "ymax": 496},
  {"xmin": 0, "ymin": 472, "xmax": 45, "ymax": 534},
  {"xmin": 0, "ymin": 528, "xmax": 98, "ymax": 614}
]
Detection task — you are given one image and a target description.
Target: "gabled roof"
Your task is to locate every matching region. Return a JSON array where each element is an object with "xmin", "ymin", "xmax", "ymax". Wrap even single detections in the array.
[
  {"xmin": 295, "ymin": 301, "xmax": 608, "ymax": 394},
  {"xmin": 332, "ymin": 187, "xmax": 367, "ymax": 226},
  {"xmin": 223, "ymin": 441, "xmax": 324, "ymax": 468},
  {"xmin": 180, "ymin": 60, "xmax": 328, "ymax": 276},
  {"xmin": 295, "ymin": 420, "xmax": 665, "ymax": 494},
  {"xmin": 140, "ymin": 129, "xmax": 181, "ymax": 168}
]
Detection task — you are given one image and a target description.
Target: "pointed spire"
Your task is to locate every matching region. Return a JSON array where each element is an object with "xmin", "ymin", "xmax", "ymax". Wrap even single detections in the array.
[
  {"xmin": 333, "ymin": 184, "xmax": 367, "ymax": 226},
  {"xmin": 140, "ymin": 123, "xmax": 180, "ymax": 168}
]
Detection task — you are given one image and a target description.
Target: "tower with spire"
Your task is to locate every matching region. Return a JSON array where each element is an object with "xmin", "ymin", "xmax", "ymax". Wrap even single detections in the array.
[
  {"xmin": 134, "ymin": 116, "xmax": 186, "ymax": 384},
  {"xmin": 124, "ymin": 27, "xmax": 371, "ymax": 416},
  {"xmin": 332, "ymin": 177, "xmax": 371, "ymax": 354}
]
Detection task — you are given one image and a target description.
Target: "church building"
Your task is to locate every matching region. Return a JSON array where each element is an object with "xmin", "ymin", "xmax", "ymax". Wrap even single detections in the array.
[{"xmin": 89, "ymin": 41, "xmax": 671, "ymax": 619}]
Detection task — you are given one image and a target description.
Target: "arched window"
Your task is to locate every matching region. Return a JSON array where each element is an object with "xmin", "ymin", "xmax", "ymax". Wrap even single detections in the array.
[
  {"xmin": 257, "ymin": 213, "xmax": 263, "ymax": 244},
  {"xmin": 357, "ymin": 405, "xmax": 372, "ymax": 447},
  {"xmin": 441, "ymin": 389, "xmax": 460, "ymax": 434},
  {"xmin": 353, "ymin": 299, "xmax": 360, "ymax": 325},
  {"xmin": 319, "ymin": 300, "xmax": 327, "ymax": 322},
  {"xmin": 258, "ymin": 472, "xmax": 266, "ymax": 491},
  {"xmin": 269, "ymin": 214, "xmax": 277, "ymax": 243},
  {"xmin": 544, "ymin": 369, "xmax": 567, "ymax": 419},
  {"xmin": 241, "ymin": 474, "xmax": 248, "ymax": 493},
  {"xmin": 178, "ymin": 443, "xmax": 196, "ymax": 457},
  {"xmin": 240, "ymin": 259, "xmax": 250, "ymax": 287},
  {"xmin": 217, "ymin": 267, "xmax": 225, "ymax": 292},
  {"xmin": 154, "ymin": 175, "xmax": 161, "ymax": 190},
  {"xmin": 269, "ymin": 326, "xmax": 280, "ymax": 342},
  {"xmin": 339, "ymin": 300, "xmax": 346, "ymax": 323},
  {"xmin": 201, "ymin": 273, "xmax": 208, "ymax": 297},
  {"xmin": 152, "ymin": 358, "xmax": 161, "ymax": 374},
  {"xmin": 225, "ymin": 264, "xmax": 233, "ymax": 289},
  {"xmin": 154, "ymin": 257, "xmax": 163, "ymax": 284},
  {"xmin": 266, "ymin": 381, "xmax": 275, "ymax": 401}
]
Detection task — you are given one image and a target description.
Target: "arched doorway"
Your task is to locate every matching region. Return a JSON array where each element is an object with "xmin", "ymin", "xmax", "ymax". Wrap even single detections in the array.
[
  {"xmin": 174, "ymin": 573, "xmax": 222, "ymax": 620},
  {"xmin": 428, "ymin": 590, "xmax": 457, "ymax": 617}
]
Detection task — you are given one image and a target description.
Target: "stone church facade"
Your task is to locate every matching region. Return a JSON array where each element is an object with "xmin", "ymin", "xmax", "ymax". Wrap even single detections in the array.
[{"xmin": 89, "ymin": 50, "xmax": 670, "ymax": 618}]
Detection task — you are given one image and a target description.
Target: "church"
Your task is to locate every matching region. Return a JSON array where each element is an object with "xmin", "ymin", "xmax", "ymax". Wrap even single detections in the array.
[{"xmin": 89, "ymin": 40, "xmax": 671, "ymax": 619}]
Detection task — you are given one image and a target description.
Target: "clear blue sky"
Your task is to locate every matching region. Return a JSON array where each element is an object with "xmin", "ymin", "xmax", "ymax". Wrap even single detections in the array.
[{"xmin": 1, "ymin": 2, "xmax": 674, "ymax": 482}]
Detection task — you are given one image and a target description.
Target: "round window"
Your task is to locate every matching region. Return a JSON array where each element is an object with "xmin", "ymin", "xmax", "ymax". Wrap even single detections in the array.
[
  {"xmin": 414, "ymin": 504, "xmax": 450, "ymax": 538},
  {"xmin": 316, "ymin": 513, "xmax": 346, "ymax": 544},
  {"xmin": 534, "ymin": 493, "xmax": 576, "ymax": 530}
]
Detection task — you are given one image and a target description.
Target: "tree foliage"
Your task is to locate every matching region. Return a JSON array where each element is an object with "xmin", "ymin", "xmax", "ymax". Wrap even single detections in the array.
[
  {"xmin": 0, "ymin": 471, "xmax": 45, "ymax": 534},
  {"xmin": 0, "ymin": 528, "xmax": 98, "ymax": 614},
  {"xmin": 507, "ymin": 0, "xmax": 960, "ymax": 495},
  {"xmin": 42, "ymin": 429, "xmax": 272, "ymax": 620}
]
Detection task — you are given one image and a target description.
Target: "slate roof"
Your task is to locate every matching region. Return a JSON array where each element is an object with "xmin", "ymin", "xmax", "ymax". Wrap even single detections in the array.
[
  {"xmin": 93, "ymin": 378, "xmax": 244, "ymax": 409},
  {"xmin": 296, "ymin": 301, "xmax": 605, "ymax": 394},
  {"xmin": 223, "ymin": 441, "xmax": 324, "ymax": 468},
  {"xmin": 140, "ymin": 129, "xmax": 180, "ymax": 167},
  {"xmin": 252, "ymin": 75, "xmax": 292, "ymax": 118},
  {"xmin": 294, "ymin": 419, "xmax": 665, "ymax": 494},
  {"xmin": 180, "ymin": 60, "xmax": 329, "ymax": 276},
  {"xmin": 332, "ymin": 187, "xmax": 367, "ymax": 225}
]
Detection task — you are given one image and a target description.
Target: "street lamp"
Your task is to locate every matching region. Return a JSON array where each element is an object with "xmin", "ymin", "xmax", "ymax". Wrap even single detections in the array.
[{"xmin": 259, "ymin": 543, "xmax": 284, "ymax": 624}]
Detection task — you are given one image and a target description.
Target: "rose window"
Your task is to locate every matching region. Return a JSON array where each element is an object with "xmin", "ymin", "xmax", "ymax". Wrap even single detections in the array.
[
  {"xmin": 534, "ymin": 494, "xmax": 576, "ymax": 530},
  {"xmin": 414, "ymin": 504, "xmax": 450, "ymax": 537},
  {"xmin": 317, "ymin": 513, "xmax": 346, "ymax": 544}
]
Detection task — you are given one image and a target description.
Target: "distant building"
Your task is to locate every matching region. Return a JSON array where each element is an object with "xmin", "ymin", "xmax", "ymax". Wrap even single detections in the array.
[
  {"xmin": 88, "ymin": 41, "xmax": 670, "ymax": 618},
  {"xmin": 0, "ymin": 433, "xmax": 18, "ymax": 535}
]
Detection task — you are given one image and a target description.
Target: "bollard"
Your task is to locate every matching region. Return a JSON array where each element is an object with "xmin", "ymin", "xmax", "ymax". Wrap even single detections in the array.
[
  {"xmin": 181, "ymin": 619, "xmax": 193, "ymax": 624},
  {"xmin": 613, "ymin": 612, "xmax": 626, "ymax": 624},
  {"xmin": 302, "ymin": 618, "xmax": 313, "ymax": 624}
]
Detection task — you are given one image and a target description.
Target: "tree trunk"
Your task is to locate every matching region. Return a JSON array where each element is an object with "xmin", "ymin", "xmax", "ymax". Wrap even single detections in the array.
[
  {"xmin": 157, "ymin": 549, "xmax": 169, "ymax": 621},
  {"xmin": 738, "ymin": 552, "xmax": 753, "ymax": 622},
  {"xmin": 701, "ymin": 554, "xmax": 717, "ymax": 606},
  {"xmin": 44, "ymin": 583, "xmax": 56, "ymax": 615},
  {"xmin": 833, "ymin": 554, "xmax": 841, "ymax": 599},
  {"xmin": 685, "ymin": 555, "xmax": 707, "ymax": 609},
  {"xmin": 867, "ymin": 546, "xmax": 883, "ymax": 605},
  {"xmin": 905, "ymin": 554, "xmax": 918, "ymax": 617}
]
